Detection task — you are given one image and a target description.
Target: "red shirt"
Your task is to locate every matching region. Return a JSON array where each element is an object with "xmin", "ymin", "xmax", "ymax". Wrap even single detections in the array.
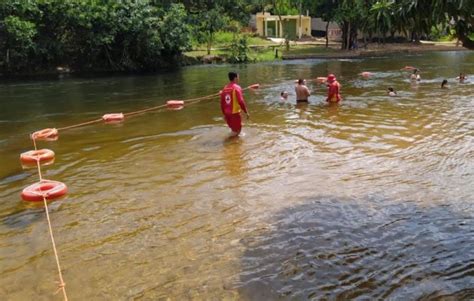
[
  {"xmin": 327, "ymin": 81, "xmax": 341, "ymax": 102},
  {"xmin": 220, "ymin": 82, "xmax": 248, "ymax": 115}
]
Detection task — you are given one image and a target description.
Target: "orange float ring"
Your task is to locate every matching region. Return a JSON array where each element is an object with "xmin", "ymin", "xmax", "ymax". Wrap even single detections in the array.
[
  {"xmin": 21, "ymin": 180, "xmax": 67, "ymax": 202},
  {"xmin": 31, "ymin": 128, "xmax": 58, "ymax": 141},
  {"xmin": 102, "ymin": 113, "xmax": 124, "ymax": 123},
  {"xmin": 20, "ymin": 149, "xmax": 55, "ymax": 164},
  {"xmin": 316, "ymin": 77, "xmax": 327, "ymax": 83},
  {"xmin": 401, "ymin": 66, "xmax": 417, "ymax": 71},
  {"xmin": 248, "ymin": 83, "xmax": 260, "ymax": 89},
  {"xmin": 167, "ymin": 100, "xmax": 184, "ymax": 110}
]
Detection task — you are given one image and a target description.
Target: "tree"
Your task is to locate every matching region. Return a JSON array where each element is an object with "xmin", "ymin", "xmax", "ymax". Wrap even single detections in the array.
[
  {"xmin": 370, "ymin": 0, "xmax": 394, "ymax": 43},
  {"xmin": 1, "ymin": 16, "xmax": 37, "ymax": 72},
  {"xmin": 306, "ymin": 0, "xmax": 338, "ymax": 48},
  {"xmin": 196, "ymin": 7, "xmax": 226, "ymax": 55}
]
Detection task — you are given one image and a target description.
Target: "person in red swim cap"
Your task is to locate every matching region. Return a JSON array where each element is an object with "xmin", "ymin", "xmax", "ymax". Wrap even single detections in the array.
[
  {"xmin": 220, "ymin": 71, "xmax": 250, "ymax": 136},
  {"xmin": 326, "ymin": 74, "xmax": 342, "ymax": 103}
]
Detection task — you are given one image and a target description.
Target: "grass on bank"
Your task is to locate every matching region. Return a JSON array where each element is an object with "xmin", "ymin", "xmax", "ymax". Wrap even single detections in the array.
[
  {"xmin": 192, "ymin": 31, "xmax": 275, "ymax": 50},
  {"xmin": 185, "ymin": 44, "xmax": 339, "ymax": 63}
]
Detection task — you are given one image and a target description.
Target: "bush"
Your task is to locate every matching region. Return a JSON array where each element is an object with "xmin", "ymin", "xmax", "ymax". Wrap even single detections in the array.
[
  {"xmin": 1, "ymin": 15, "xmax": 37, "ymax": 72},
  {"xmin": 228, "ymin": 34, "xmax": 249, "ymax": 63}
]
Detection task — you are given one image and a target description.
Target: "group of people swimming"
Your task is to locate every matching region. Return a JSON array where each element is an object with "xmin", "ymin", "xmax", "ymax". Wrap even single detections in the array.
[
  {"xmin": 220, "ymin": 69, "xmax": 468, "ymax": 136},
  {"xmin": 388, "ymin": 68, "xmax": 468, "ymax": 95}
]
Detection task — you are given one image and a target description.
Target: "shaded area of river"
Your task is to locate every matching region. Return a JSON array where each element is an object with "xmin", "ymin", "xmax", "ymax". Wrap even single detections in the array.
[{"xmin": 0, "ymin": 51, "xmax": 473, "ymax": 300}]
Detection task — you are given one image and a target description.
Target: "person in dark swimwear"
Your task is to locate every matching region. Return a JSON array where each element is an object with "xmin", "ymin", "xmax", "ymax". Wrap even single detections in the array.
[{"xmin": 295, "ymin": 79, "xmax": 310, "ymax": 103}]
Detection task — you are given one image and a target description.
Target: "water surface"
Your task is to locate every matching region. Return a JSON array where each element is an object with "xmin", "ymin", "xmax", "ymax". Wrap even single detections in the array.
[{"xmin": 0, "ymin": 51, "xmax": 473, "ymax": 300}]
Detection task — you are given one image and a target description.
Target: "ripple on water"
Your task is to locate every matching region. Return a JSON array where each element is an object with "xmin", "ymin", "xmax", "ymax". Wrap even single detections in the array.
[{"xmin": 237, "ymin": 196, "xmax": 474, "ymax": 300}]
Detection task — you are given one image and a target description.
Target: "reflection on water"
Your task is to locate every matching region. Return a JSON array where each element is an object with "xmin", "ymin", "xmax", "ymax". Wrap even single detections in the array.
[{"xmin": 0, "ymin": 51, "xmax": 473, "ymax": 300}]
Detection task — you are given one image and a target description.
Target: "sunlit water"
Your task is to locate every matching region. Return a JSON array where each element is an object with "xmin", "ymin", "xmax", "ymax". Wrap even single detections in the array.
[{"xmin": 1, "ymin": 51, "xmax": 473, "ymax": 300}]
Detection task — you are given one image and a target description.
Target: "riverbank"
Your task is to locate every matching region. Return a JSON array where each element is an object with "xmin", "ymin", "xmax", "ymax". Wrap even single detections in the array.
[
  {"xmin": 184, "ymin": 40, "xmax": 470, "ymax": 64},
  {"xmin": 281, "ymin": 41, "xmax": 469, "ymax": 60},
  {"xmin": 2, "ymin": 41, "xmax": 469, "ymax": 79}
]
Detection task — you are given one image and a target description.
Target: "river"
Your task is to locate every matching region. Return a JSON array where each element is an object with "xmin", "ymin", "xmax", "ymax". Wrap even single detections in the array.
[{"xmin": 1, "ymin": 51, "xmax": 473, "ymax": 300}]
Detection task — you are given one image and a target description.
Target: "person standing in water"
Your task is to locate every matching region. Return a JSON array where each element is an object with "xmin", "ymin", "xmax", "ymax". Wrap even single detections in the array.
[
  {"xmin": 326, "ymin": 74, "xmax": 342, "ymax": 103},
  {"xmin": 220, "ymin": 71, "xmax": 249, "ymax": 136},
  {"xmin": 295, "ymin": 79, "xmax": 311, "ymax": 103},
  {"xmin": 411, "ymin": 69, "xmax": 421, "ymax": 81}
]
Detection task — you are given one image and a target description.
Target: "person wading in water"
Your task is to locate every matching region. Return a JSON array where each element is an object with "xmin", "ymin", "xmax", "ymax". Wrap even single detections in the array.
[
  {"xmin": 295, "ymin": 79, "xmax": 311, "ymax": 103},
  {"xmin": 220, "ymin": 71, "xmax": 250, "ymax": 136},
  {"xmin": 326, "ymin": 74, "xmax": 342, "ymax": 103}
]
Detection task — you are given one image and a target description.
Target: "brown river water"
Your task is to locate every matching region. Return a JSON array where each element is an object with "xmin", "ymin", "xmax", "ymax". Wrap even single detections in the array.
[{"xmin": 0, "ymin": 51, "xmax": 473, "ymax": 300}]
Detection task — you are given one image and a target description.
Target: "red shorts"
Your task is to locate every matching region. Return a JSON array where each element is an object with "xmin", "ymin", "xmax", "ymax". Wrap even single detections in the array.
[{"xmin": 224, "ymin": 113, "xmax": 242, "ymax": 133}]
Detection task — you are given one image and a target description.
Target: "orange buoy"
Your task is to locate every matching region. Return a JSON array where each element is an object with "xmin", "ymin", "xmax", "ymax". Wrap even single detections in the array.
[
  {"xmin": 102, "ymin": 113, "xmax": 124, "ymax": 123},
  {"xmin": 360, "ymin": 72, "xmax": 373, "ymax": 77},
  {"xmin": 21, "ymin": 180, "xmax": 67, "ymax": 202},
  {"xmin": 248, "ymin": 83, "xmax": 260, "ymax": 89},
  {"xmin": 316, "ymin": 77, "xmax": 327, "ymax": 83},
  {"xmin": 20, "ymin": 149, "xmax": 55, "ymax": 164},
  {"xmin": 167, "ymin": 100, "xmax": 184, "ymax": 110},
  {"xmin": 31, "ymin": 128, "xmax": 58, "ymax": 141}
]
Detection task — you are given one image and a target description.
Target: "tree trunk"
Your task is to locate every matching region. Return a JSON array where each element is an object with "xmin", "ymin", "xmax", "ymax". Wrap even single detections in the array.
[
  {"xmin": 346, "ymin": 22, "xmax": 351, "ymax": 50},
  {"xmin": 341, "ymin": 22, "xmax": 348, "ymax": 50},
  {"xmin": 207, "ymin": 32, "xmax": 213, "ymax": 55},
  {"xmin": 325, "ymin": 21, "xmax": 329, "ymax": 48}
]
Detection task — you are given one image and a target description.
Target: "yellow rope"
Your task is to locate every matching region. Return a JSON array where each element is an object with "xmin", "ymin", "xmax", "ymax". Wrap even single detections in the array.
[
  {"xmin": 40, "ymin": 84, "xmax": 259, "ymax": 134},
  {"xmin": 33, "ymin": 138, "xmax": 68, "ymax": 301},
  {"xmin": 24, "ymin": 83, "xmax": 261, "ymax": 300}
]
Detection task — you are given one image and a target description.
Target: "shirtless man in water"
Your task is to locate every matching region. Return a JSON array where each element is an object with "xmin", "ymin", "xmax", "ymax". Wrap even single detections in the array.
[{"xmin": 295, "ymin": 79, "xmax": 310, "ymax": 103}]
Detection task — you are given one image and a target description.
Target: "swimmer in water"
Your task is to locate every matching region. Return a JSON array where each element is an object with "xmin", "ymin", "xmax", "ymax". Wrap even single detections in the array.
[
  {"xmin": 280, "ymin": 91, "xmax": 289, "ymax": 101},
  {"xmin": 441, "ymin": 79, "xmax": 449, "ymax": 89},
  {"xmin": 387, "ymin": 87, "xmax": 397, "ymax": 96},
  {"xmin": 410, "ymin": 69, "xmax": 421, "ymax": 81},
  {"xmin": 295, "ymin": 79, "xmax": 310, "ymax": 103},
  {"xmin": 457, "ymin": 73, "xmax": 467, "ymax": 83}
]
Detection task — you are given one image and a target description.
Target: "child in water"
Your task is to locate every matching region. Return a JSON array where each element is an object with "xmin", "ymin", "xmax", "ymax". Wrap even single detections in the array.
[
  {"xmin": 441, "ymin": 79, "xmax": 449, "ymax": 89},
  {"xmin": 280, "ymin": 91, "xmax": 289, "ymax": 101},
  {"xmin": 410, "ymin": 69, "xmax": 421, "ymax": 81},
  {"xmin": 387, "ymin": 87, "xmax": 397, "ymax": 96},
  {"xmin": 457, "ymin": 73, "xmax": 467, "ymax": 83}
]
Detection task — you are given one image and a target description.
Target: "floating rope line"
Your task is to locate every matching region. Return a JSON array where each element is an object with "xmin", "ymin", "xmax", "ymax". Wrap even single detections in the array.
[
  {"xmin": 48, "ymin": 85, "xmax": 258, "ymax": 134},
  {"xmin": 22, "ymin": 83, "xmax": 260, "ymax": 300},
  {"xmin": 57, "ymin": 118, "xmax": 103, "ymax": 131},
  {"xmin": 32, "ymin": 138, "xmax": 68, "ymax": 301}
]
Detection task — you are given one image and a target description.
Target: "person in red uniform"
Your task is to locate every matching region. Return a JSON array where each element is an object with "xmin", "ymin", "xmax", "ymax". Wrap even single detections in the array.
[
  {"xmin": 220, "ymin": 71, "xmax": 250, "ymax": 136},
  {"xmin": 326, "ymin": 74, "xmax": 342, "ymax": 103}
]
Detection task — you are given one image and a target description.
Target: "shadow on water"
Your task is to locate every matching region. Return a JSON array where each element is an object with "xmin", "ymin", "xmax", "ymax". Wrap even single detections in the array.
[{"xmin": 237, "ymin": 196, "xmax": 474, "ymax": 300}]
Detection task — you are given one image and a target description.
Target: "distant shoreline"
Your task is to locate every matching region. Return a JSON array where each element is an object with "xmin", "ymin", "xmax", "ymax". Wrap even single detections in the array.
[{"xmin": 282, "ymin": 43, "xmax": 470, "ymax": 60}]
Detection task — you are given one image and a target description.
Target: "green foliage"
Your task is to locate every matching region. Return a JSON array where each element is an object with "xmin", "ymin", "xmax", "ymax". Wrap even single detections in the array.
[
  {"xmin": 1, "ymin": 0, "xmax": 474, "ymax": 74},
  {"xmin": 0, "ymin": 0, "xmax": 193, "ymax": 74},
  {"xmin": 228, "ymin": 34, "xmax": 250, "ymax": 63},
  {"xmin": 159, "ymin": 4, "xmax": 192, "ymax": 55},
  {"xmin": 0, "ymin": 15, "xmax": 37, "ymax": 71},
  {"xmin": 193, "ymin": 7, "xmax": 228, "ymax": 55}
]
